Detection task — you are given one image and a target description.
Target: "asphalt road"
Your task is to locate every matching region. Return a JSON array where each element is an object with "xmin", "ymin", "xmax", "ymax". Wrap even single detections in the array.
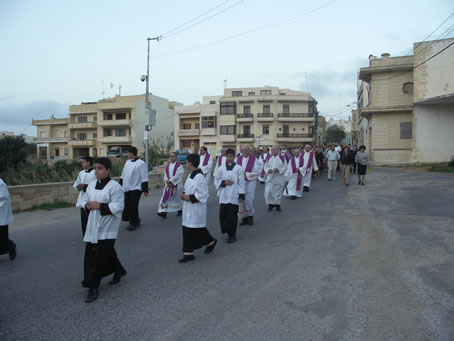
[{"xmin": 1, "ymin": 168, "xmax": 453, "ymax": 340}]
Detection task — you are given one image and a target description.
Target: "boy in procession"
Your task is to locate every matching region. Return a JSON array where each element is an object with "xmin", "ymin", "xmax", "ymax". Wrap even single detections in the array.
[
  {"xmin": 236, "ymin": 144, "xmax": 261, "ymax": 226},
  {"xmin": 73, "ymin": 156, "xmax": 96, "ymax": 236},
  {"xmin": 157, "ymin": 152, "xmax": 184, "ymax": 218},
  {"xmin": 120, "ymin": 146, "xmax": 148, "ymax": 231},
  {"xmin": 258, "ymin": 146, "xmax": 270, "ymax": 184},
  {"xmin": 0, "ymin": 178, "xmax": 16, "ymax": 260},
  {"xmin": 199, "ymin": 146, "xmax": 213, "ymax": 178},
  {"xmin": 302, "ymin": 144, "xmax": 318, "ymax": 192},
  {"xmin": 179, "ymin": 153, "xmax": 217, "ymax": 263},
  {"xmin": 283, "ymin": 147, "xmax": 308, "ymax": 200},
  {"xmin": 214, "ymin": 149, "xmax": 246, "ymax": 243},
  {"xmin": 82, "ymin": 157, "xmax": 127, "ymax": 303},
  {"xmin": 264, "ymin": 145, "xmax": 287, "ymax": 211}
]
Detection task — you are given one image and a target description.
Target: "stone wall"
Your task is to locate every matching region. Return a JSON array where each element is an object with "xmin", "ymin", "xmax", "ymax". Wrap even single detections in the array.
[{"xmin": 9, "ymin": 172, "xmax": 164, "ymax": 213}]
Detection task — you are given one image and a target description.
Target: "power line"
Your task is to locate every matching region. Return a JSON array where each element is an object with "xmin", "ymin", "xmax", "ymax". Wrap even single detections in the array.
[
  {"xmin": 152, "ymin": 0, "xmax": 336, "ymax": 58},
  {"xmin": 162, "ymin": 1, "xmax": 245, "ymax": 39}
]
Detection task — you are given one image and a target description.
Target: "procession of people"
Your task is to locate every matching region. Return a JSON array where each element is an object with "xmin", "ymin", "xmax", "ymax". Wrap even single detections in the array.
[{"xmin": 0, "ymin": 141, "xmax": 369, "ymax": 303}]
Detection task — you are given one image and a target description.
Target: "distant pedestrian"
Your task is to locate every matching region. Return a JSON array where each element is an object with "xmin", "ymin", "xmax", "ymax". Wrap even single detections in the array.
[
  {"xmin": 340, "ymin": 147, "xmax": 354, "ymax": 186},
  {"xmin": 73, "ymin": 156, "xmax": 96, "ymax": 236},
  {"xmin": 350, "ymin": 145, "xmax": 358, "ymax": 174},
  {"xmin": 0, "ymin": 178, "xmax": 16, "ymax": 260},
  {"xmin": 355, "ymin": 145, "xmax": 370, "ymax": 185},
  {"xmin": 326, "ymin": 145, "xmax": 339, "ymax": 181}
]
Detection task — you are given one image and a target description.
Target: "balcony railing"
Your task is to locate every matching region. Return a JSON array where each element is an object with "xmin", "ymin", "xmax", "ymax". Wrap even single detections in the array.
[
  {"xmin": 178, "ymin": 129, "xmax": 200, "ymax": 136},
  {"xmin": 277, "ymin": 133, "xmax": 313, "ymax": 138},
  {"xmin": 257, "ymin": 113, "xmax": 274, "ymax": 117},
  {"xmin": 236, "ymin": 113, "xmax": 253, "ymax": 118},
  {"xmin": 237, "ymin": 134, "xmax": 255, "ymax": 139},
  {"xmin": 36, "ymin": 137, "xmax": 68, "ymax": 143},
  {"xmin": 278, "ymin": 113, "xmax": 313, "ymax": 117}
]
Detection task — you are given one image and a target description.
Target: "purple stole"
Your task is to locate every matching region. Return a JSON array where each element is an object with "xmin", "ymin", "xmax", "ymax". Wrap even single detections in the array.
[
  {"xmin": 291, "ymin": 156, "xmax": 305, "ymax": 191},
  {"xmin": 161, "ymin": 161, "xmax": 181, "ymax": 204},
  {"xmin": 237, "ymin": 154, "xmax": 256, "ymax": 182},
  {"xmin": 217, "ymin": 155, "xmax": 224, "ymax": 167},
  {"xmin": 305, "ymin": 151, "xmax": 314, "ymax": 175},
  {"xmin": 202, "ymin": 153, "xmax": 210, "ymax": 166},
  {"xmin": 260, "ymin": 153, "xmax": 271, "ymax": 178}
]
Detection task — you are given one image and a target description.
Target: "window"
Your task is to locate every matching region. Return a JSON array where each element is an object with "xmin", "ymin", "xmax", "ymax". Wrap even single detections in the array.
[
  {"xmin": 209, "ymin": 100, "xmax": 216, "ymax": 104},
  {"xmin": 263, "ymin": 125, "xmax": 269, "ymax": 134},
  {"xmin": 115, "ymin": 128, "xmax": 126, "ymax": 136},
  {"xmin": 283, "ymin": 104, "xmax": 289, "ymax": 114},
  {"xmin": 220, "ymin": 102, "xmax": 236, "ymax": 115},
  {"xmin": 64, "ymin": 131, "xmax": 68, "ymax": 137},
  {"xmin": 202, "ymin": 116, "xmax": 216, "ymax": 128},
  {"xmin": 308, "ymin": 102, "xmax": 314, "ymax": 114},
  {"xmin": 220, "ymin": 125, "xmax": 236, "ymax": 135},
  {"xmin": 260, "ymin": 90, "xmax": 272, "ymax": 96},
  {"xmin": 77, "ymin": 116, "xmax": 88, "ymax": 123},
  {"xmin": 77, "ymin": 133, "xmax": 87, "ymax": 140},
  {"xmin": 116, "ymin": 113, "xmax": 126, "ymax": 120},
  {"xmin": 232, "ymin": 91, "xmax": 242, "ymax": 97},
  {"xmin": 402, "ymin": 82, "xmax": 414, "ymax": 95},
  {"xmin": 400, "ymin": 122, "xmax": 412, "ymax": 139},
  {"xmin": 104, "ymin": 129, "xmax": 112, "ymax": 136},
  {"xmin": 40, "ymin": 131, "xmax": 47, "ymax": 137},
  {"xmin": 93, "ymin": 133, "xmax": 97, "ymax": 138},
  {"xmin": 64, "ymin": 148, "xmax": 68, "ymax": 156},
  {"xmin": 263, "ymin": 105, "xmax": 270, "ymax": 114},
  {"xmin": 279, "ymin": 93, "xmax": 286, "ymax": 96},
  {"xmin": 283, "ymin": 125, "xmax": 289, "ymax": 135},
  {"xmin": 244, "ymin": 105, "xmax": 251, "ymax": 114},
  {"xmin": 243, "ymin": 125, "xmax": 251, "ymax": 135},
  {"xmin": 195, "ymin": 123, "xmax": 200, "ymax": 130},
  {"xmin": 183, "ymin": 123, "xmax": 191, "ymax": 129},
  {"xmin": 104, "ymin": 113, "xmax": 113, "ymax": 120},
  {"xmin": 248, "ymin": 92, "xmax": 256, "ymax": 96},
  {"xmin": 93, "ymin": 116, "xmax": 97, "ymax": 122},
  {"xmin": 182, "ymin": 140, "xmax": 192, "ymax": 148}
]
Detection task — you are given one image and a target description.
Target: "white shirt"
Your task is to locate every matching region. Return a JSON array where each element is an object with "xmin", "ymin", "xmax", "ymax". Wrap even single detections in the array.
[
  {"xmin": 264, "ymin": 155, "xmax": 287, "ymax": 182},
  {"xmin": 327, "ymin": 150, "xmax": 340, "ymax": 161},
  {"xmin": 182, "ymin": 170, "xmax": 208, "ymax": 228},
  {"xmin": 214, "ymin": 163, "xmax": 246, "ymax": 205},
  {"xmin": 83, "ymin": 179, "xmax": 124, "ymax": 243},
  {"xmin": 73, "ymin": 169, "xmax": 96, "ymax": 208},
  {"xmin": 199, "ymin": 153, "xmax": 213, "ymax": 177},
  {"xmin": 120, "ymin": 158, "xmax": 148, "ymax": 192},
  {"xmin": 0, "ymin": 178, "xmax": 13, "ymax": 226},
  {"xmin": 236, "ymin": 155, "xmax": 261, "ymax": 181}
]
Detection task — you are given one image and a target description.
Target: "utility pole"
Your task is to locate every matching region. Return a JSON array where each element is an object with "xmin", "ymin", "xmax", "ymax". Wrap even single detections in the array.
[{"xmin": 144, "ymin": 36, "xmax": 160, "ymax": 167}]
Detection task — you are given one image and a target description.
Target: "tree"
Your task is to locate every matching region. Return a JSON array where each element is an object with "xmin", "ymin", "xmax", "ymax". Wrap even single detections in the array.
[
  {"xmin": 0, "ymin": 136, "xmax": 29, "ymax": 173},
  {"xmin": 325, "ymin": 124, "xmax": 346, "ymax": 143}
]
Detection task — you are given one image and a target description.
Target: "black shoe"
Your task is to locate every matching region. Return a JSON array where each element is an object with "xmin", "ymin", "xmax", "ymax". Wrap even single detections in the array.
[
  {"xmin": 127, "ymin": 225, "xmax": 137, "ymax": 231},
  {"xmin": 239, "ymin": 218, "xmax": 248, "ymax": 225},
  {"xmin": 328, "ymin": 179, "xmax": 331, "ymax": 182},
  {"xmin": 346, "ymin": 183, "xmax": 349, "ymax": 186},
  {"xmin": 268, "ymin": 205, "xmax": 273, "ymax": 211},
  {"xmin": 358, "ymin": 180, "xmax": 361, "ymax": 185},
  {"xmin": 176, "ymin": 210, "xmax": 182, "ymax": 217},
  {"xmin": 178, "ymin": 255, "xmax": 195, "ymax": 263},
  {"xmin": 157, "ymin": 212, "xmax": 167, "ymax": 218},
  {"xmin": 227, "ymin": 236, "xmax": 237, "ymax": 243},
  {"xmin": 361, "ymin": 182, "xmax": 365, "ymax": 186},
  {"xmin": 276, "ymin": 206, "xmax": 281, "ymax": 212},
  {"xmin": 248, "ymin": 216, "xmax": 254, "ymax": 225},
  {"xmin": 290, "ymin": 196, "xmax": 296, "ymax": 200},
  {"xmin": 303, "ymin": 186, "xmax": 309, "ymax": 192},
  {"xmin": 9, "ymin": 243, "xmax": 16, "ymax": 261},
  {"xmin": 204, "ymin": 239, "xmax": 217, "ymax": 254},
  {"xmin": 85, "ymin": 288, "xmax": 99, "ymax": 303},
  {"xmin": 109, "ymin": 269, "xmax": 127, "ymax": 285}
]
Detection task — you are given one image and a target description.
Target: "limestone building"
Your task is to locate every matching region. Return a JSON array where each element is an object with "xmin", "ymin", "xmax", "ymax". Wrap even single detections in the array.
[
  {"xmin": 33, "ymin": 116, "xmax": 70, "ymax": 160},
  {"xmin": 175, "ymin": 86, "xmax": 318, "ymax": 154}
]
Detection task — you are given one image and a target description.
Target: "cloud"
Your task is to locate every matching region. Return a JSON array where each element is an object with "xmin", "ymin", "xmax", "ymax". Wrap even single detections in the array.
[
  {"xmin": 297, "ymin": 70, "xmax": 357, "ymax": 99},
  {"xmin": 0, "ymin": 100, "xmax": 69, "ymax": 134}
]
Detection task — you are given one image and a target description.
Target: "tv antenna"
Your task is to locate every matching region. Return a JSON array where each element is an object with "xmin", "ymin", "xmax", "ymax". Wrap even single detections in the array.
[{"xmin": 110, "ymin": 82, "xmax": 122, "ymax": 96}]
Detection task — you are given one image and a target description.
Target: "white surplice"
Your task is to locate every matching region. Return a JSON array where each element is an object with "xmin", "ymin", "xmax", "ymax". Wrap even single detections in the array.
[
  {"xmin": 73, "ymin": 169, "xmax": 96, "ymax": 208},
  {"xmin": 258, "ymin": 152, "xmax": 270, "ymax": 182},
  {"xmin": 264, "ymin": 155, "xmax": 287, "ymax": 205},
  {"xmin": 235, "ymin": 155, "xmax": 261, "ymax": 218},
  {"xmin": 158, "ymin": 161, "xmax": 184, "ymax": 213},
  {"xmin": 182, "ymin": 170, "xmax": 208, "ymax": 228},
  {"xmin": 0, "ymin": 178, "xmax": 13, "ymax": 226},
  {"xmin": 199, "ymin": 154, "xmax": 213, "ymax": 178},
  {"xmin": 214, "ymin": 163, "xmax": 246, "ymax": 205},
  {"xmin": 213, "ymin": 155, "xmax": 226, "ymax": 177},
  {"xmin": 283, "ymin": 156, "xmax": 308, "ymax": 198},
  {"xmin": 302, "ymin": 151, "xmax": 319, "ymax": 188},
  {"xmin": 120, "ymin": 159, "xmax": 148, "ymax": 192}
]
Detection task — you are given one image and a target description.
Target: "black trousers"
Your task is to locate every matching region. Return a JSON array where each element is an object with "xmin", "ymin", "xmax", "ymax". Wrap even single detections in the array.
[
  {"xmin": 219, "ymin": 204, "xmax": 239, "ymax": 237},
  {"xmin": 0, "ymin": 225, "xmax": 14, "ymax": 255},
  {"xmin": 80, "ymin": 208, "xmax": 89, "ymax": 237},
  {"xmin": 122, "ymin": 190, "xmax": 142, "ymax": 225},
  {"xmin": 352, "ymin": 162, "xmax": 357, "ymax": 174},
  {"xmin": 82, "ymin": 239, "xmax": 125, "ymax": 289},
  {"xmin": 182, "ymin": 226, "xmax": 214, "ymax": 253}
]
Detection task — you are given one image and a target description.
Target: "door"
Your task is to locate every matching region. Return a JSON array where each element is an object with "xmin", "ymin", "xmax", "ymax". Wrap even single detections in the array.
[
  {"xmin": 193, "ymin": 140, "xmax": 200, "ymax": 153},
  {"xmin": 283, "ymin": 125, "xmax": 289, "ymax": 136},
  {"xmin": 243, "ymin": 125, "xmax": 250, "ymax": 136}
]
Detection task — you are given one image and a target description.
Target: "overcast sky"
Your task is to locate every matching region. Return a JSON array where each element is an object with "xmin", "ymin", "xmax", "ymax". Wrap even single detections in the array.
[{"xmin": 1, "ymin": 0, "xmax": 453, "ymax": 136}]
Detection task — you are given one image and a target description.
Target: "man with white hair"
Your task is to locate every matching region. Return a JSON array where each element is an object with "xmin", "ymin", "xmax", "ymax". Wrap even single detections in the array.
[
  {"xmin": 283, "ymin": 147, "xmax": 307, "ymax": 200},
  {"xmin": 258, "ymin": 146, "xmax": 270, "ymax": 184},
  {"xmin": 302, "ymin": 144, "xmax": 318, "ymax": 192},
  {"xmin": 264, "ymin": 146, "xmax": 287, "ymax": 211},
  {"xmin": 236, "ymin": 144, "xmax": 261, "ymax": 225}
]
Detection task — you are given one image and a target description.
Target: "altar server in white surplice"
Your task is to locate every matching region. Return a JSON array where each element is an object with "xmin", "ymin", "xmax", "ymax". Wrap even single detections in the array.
[
  {"xmin": 264, "ymin": 145, "xmax": 287, "ymax": 211},
  {"xmin": 73, "ymin": 156, "xmax": 96, "ymax": 236},
  {"xmin": 283, "ymin": 147, "xmax": 308, "ymax": 200},
  {"xmin": 157, "ymin": 152, "xmax": 184, "ymax": 218}
]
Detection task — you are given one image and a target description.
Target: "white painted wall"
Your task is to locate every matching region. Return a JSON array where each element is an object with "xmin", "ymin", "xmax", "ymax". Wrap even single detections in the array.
[{"xmin": 414, "ymin": 103, "xmax": 454, "ymax": 162}]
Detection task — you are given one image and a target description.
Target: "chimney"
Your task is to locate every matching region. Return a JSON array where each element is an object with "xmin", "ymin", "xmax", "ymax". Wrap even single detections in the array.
[{"xmin": 381, "ymin": 53, "xmax": 390, "ymax": 58}]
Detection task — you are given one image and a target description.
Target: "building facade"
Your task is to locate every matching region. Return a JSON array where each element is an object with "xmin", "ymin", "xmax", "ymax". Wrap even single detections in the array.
[
  {"xmin": 175, "ymin": 86, "xmax": 318, "ymax": 154},
  {"xmin": 33, "ymin": 116, "xmax": 70, "ymax": 160}
]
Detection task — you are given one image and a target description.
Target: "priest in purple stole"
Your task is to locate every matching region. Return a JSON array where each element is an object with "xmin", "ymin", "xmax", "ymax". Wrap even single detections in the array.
[
  {"xmin": 264, "ymin": 145, "xmax": 287, "ymax": 211},
  {"xmin": 236, "ymin": 144, "xmax": 261, "ymax": 225},
  {"xmin": 199, "ymin": 146, "xmax": 213, "ymax": 178},
  {"xmin": 258, "ymin": 146, "xmax": 270, "ymax": 184},
  {"xmin": 283, "ymin": 147, "xmax": 308, "ymax": 199},
  {"xmin": 302, "ymin": 144, "xmax": 319, "ymax": 192},
  {"xmin": 214, "ymin": 148, "xmax": 226, "ymax": 177},
  {"xmin": 158, "ymin": 152, "xmax": 184, "ymax": 218}
]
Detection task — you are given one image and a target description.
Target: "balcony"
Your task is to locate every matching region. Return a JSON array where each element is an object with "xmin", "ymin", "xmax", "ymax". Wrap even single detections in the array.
[
  {"xmin": 237, "ymin": 133, "xmax": 255, "ymax": 142},
  {"xmin": 236, "ymin": 113, "xmax": 253, "ymax": 122},
  {"xmin": 257, "ymin": 113, "xmax": 274, "ymax": 121},
  {"xmin": 98, "ymin": 136, "xmax": 132, "ymax": 144},
  {"xmin": 276, "ymin": 133, "xmax": 314, "ymax": 142},
  {"xmin": 69, "ymin": 139, "xmax": 96, "ymax": 146},
  {"xmin": 98, "ymin": 119, "xmax": 132, "ymax": 127},
  {"xmin": 36, "ymin": 137, "xmax": 68, "ymax": 143},
  {"xmin": 277, "ymin": 113, "xmax": 314, "ymax": 122},
  {"xmin": 178, "ymin": 129, "xmax": 200, "ymax": 136},
  {"xmin": 68, "ymin": 122, "xmax": 97, "ymax": 129},
  {"xmin": 201, "ymin": 128, "xmax": 216, "ymax": 136},
  {"xmin": 219, "ymin": 134, "xmax": 236, "ymax": 143}
]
